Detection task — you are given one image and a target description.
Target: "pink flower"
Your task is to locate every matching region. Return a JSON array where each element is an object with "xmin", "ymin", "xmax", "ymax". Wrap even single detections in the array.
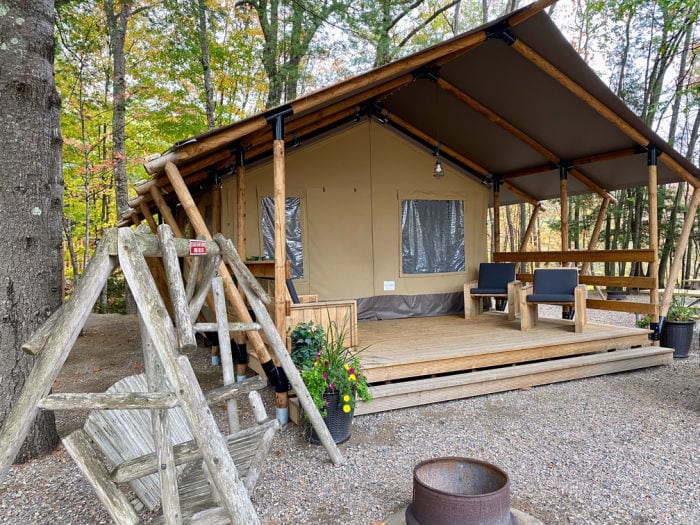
[
  {"xmin": 323, "ymin": 372, "xmax": 328, "ymax": 379},
  {"xmin": 329, "ymin": 383, "xmax": 335, "ymax": 390},
  {"xmin": 324, "ymin": 361, "xmax": 330, "ymax": 368},
  {"xmin": 348, "ymin": 367, "xmax": 355, "ymax": 375}
]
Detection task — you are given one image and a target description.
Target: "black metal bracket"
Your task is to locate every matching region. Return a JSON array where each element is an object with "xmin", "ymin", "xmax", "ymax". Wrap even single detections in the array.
[
  {"xmin": 493, "ymin": 176, "xmax": 502, "ymax": 193},
  {"xmin": 559, "ymin": 161, "xmax": 571, "ymax": 180},
  {"xmin": 649, "ymin": 320, "xmax": 661, "ymax": 341},
  {"xmin": 647, "ymin": 144, "xmax": 662, "ymax": 166},
  {"xmin": 486, "ymin": 21, "xmax": 517, "ymax": 46},
  {"xmin": 265, "ymin": 106, "xmax": 293, "ymax": 140},
  {"xmin": 413, "ymin": 66, "xmax": 440, "ymax": 82}
]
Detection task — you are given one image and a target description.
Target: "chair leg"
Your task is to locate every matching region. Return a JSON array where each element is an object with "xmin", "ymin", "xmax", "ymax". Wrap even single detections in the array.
[
  {"xmin": 466, "ymin": 296, "xmax": 482, "ymax": 318},
  {"xmin": 519, "ymin": 287, "xmax": 536, "ymax": 331},
  {"xmin": 507, "ymin": 281, "xmax": 521, "ymax": 321},
  {"xmin": 574, "ymin": 285, "xmax": 587, "ymax": 333},
  {"xmin": 464, "ymin": 284, "xmax": 481, "ymax": 319}
]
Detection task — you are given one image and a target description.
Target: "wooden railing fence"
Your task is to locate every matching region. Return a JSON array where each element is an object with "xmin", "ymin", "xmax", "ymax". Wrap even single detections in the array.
[{"xmin": 493, "ymin": 250, "xmax": 657, "ymax": 316}]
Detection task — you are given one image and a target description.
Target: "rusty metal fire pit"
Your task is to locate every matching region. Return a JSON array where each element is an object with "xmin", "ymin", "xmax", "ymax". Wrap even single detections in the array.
[{"xmin": 406, "ymin": 457, "xmax": 515, "ymax": 525}]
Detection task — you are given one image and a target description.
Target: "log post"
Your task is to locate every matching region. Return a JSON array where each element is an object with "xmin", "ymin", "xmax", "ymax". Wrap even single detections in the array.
[
  {"xmin": 648, "ymin": 147, "xmax": 660, "ymax": 345},
  {"xmin": 493, "ymin": 177, "xmax": 501, "ymax": 254},
  {"xmin": 212, "ymin": 276, "xmax": 240, "ymax": 433},
  {"xmin": 164, "ymin": 161, "xmax": 274, "ymax": 364},
  {"xmin": 235, "ymin": 151, "xmax": 249, "ymax": 379},
  {"xmin": 211, "ymin": 173, "xmax": 221, "ymax": 235},
  {"xmin": 581, "ymin": 198, "xmax": 610, "ymax": 276},
  {"xmin": 140, "ymin": 202, "xmax": 159, "ymax": 234},
  {"xmin": 661, "ymin": 187, "xmax": 700, "ymax": 317},
  {"xmin": 0, "ymin": 230, "xmax": 116, "ymax": 479},
  {"xmin": 236, "ymin": 151, "xmax": 247, "ymax": 261},
  {"xmin": 140, "ymin": 314, "xmax": 181, "ymax": 525},
  {"xmin": 118, "ymin": 228, "xmax": 260, "ymax": 523},
  {"xmin": 560, "ymin": 164, "xmax": 569, "ymax": 253},
  {"xmin": 518, "ymin": 205, "xmax": 540, "ymax": 252},
  {"xmin": 158, "ymin": 224, "xmax": 197, "ymax": 351},
  {"xmin": 150, "ymin": 186, "xmax": 182, "ymax": 237},
  {"xmin": 267, "ymin": 110, "xmax": 292, "ymax": 424}
]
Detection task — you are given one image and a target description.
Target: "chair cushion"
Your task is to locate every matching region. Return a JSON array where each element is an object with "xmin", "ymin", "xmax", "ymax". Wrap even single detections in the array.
[
  {"xmin": 478, "ymin": 263, "xmax": 516, "ymax": 290},
  {"xmin": 527, "ymin": 293, "xmax": 575, "ymax": 303},
  {"xmin": 471, "ymin": 287, "xmax": 508, "ymax": 295},
  {"xmin": 533, "ymin": 268, "xmax": 577, "ymax": 295}
]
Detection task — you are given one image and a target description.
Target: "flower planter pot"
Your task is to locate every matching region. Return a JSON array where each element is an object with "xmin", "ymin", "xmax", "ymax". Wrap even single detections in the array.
[
  {"xmin": 661, "ymin": 320, "xmax": 695, "ymax": 358},
  {"xmin": 308, "ymin": 391, "xmax": 354, "ymax": 445}
]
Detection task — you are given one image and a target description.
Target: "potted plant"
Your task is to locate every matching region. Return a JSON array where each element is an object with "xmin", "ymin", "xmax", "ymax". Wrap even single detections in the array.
[
  {"xmin": 289, "ymin": 319, "xmax": 371, "ymax": 444},
  {"xmin": 637, "ymin": 295, "xmax": 697, "ymax": 358}
]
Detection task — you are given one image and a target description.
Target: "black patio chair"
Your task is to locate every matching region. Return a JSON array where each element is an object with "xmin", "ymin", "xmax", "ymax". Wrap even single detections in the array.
[
  {"xmin": 464, "ymin": 262, "xmax": 520, "ymax": 320},
  {"xmin": 519, "ymin": 268, "xmax": 587, "ymax": 333}
]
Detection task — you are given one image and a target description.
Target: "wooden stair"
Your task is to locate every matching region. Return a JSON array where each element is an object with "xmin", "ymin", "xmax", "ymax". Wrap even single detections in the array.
[{"xmin": 353, "ymin": 345, "xmax": 673, "ymax": 415}]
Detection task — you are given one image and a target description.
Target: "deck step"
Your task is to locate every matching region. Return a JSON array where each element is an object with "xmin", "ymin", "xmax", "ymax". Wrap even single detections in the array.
[{"xmin": 353, "ymin": 346, "xmax": 673, "ymax": 415}]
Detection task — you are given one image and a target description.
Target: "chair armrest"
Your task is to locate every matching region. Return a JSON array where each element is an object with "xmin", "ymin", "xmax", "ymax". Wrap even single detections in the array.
[
  {"xmin": 518, "ymin": 285, "xmax": 532, "ymax": 306},
  {"xmin": 464, "ymin": 280, "xmax": 478, "ymax": 293}
]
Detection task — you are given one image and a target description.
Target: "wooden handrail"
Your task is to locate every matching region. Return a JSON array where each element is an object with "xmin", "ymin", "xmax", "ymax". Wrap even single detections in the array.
[
  {"xmin": 494, "ymin": 249, "xmax": 654, "ymax": 263},
  {"xmin": 516, "ymin": 273, "xmax": 655, "ymax": 289}
]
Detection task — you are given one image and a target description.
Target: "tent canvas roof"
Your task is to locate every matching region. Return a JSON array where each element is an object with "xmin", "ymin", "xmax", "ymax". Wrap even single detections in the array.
[{"xmin": 135, "ymin": 2, "xmax": 699, "ymax": 214}]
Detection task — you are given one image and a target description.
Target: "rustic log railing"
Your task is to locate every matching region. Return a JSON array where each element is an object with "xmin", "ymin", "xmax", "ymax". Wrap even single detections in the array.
[{"xmin": 493, "ymin": 250, "xmax": 658, "ymax": 316}]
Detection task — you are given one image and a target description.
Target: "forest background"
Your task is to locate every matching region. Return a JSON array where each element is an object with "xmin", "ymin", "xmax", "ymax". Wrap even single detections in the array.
[{"xmin": 54, "ymin": 0, "xmax": 700, "ymax": 309}]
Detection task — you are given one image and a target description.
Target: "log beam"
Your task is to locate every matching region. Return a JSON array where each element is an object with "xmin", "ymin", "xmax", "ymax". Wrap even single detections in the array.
[
  {"xmin": 438, "ymin": 77, "xmax": 616, "ymax": 204},
  {"xmin": 511, "ymin": 39, "xmax": 698, "ymax": 188}
]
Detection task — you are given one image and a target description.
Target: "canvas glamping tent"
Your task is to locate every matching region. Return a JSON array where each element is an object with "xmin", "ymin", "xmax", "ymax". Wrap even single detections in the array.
[{"xmin": 120, "ymin": 0, "xmax": 699, "ymax": 414}]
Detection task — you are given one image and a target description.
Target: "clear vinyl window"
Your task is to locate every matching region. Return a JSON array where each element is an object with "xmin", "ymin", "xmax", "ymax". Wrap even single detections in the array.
[
  {"xmin": 261, "ymin": 196, "xmax": 304, "ymax": 279},
  {"xmin": 401, "ymin": 199, "xmax": 465, "ymax": 274}
]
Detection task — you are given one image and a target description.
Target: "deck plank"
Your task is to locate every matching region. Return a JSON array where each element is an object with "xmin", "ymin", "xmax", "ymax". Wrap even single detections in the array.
[
  {"xmin": 285, "ymin": 313, "xmax": 669, "ymax": 421},
  {"xmin": 354, "ymin": 346, "xmax": 673, "ymax": 415},
  {"xmin": 358, "ymin": 314, "xmax": 650, "ymax": 382}
]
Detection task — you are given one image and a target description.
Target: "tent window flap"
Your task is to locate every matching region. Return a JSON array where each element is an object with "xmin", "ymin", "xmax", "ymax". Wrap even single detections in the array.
[
  {"xmin": 261, "ymin": 196, "xmax": 304, "ymax": 279},
  {"xmin": 401, "ymin": 199, "xmax": 465, "ymax": 274}
]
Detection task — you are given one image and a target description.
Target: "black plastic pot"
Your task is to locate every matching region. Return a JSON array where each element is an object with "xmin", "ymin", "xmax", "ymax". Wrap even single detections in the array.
[
  {"xmin": 661, "ymin": 320, "xmax": 695, "ymax": 358},
  {"xmin": 308, "ymin": 390, "xmax": 354, "ymax": 445}
]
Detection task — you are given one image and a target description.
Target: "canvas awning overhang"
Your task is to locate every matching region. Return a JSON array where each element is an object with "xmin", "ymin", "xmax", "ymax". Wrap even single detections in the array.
[{"xmin": 124, "ymin": 0, "xmax": 700, "ymax": 222}]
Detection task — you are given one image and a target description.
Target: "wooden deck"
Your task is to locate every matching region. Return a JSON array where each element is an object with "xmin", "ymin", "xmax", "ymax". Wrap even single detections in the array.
[
  {"xmin": 278, "ymin": 312, "xmax": 674, "ymax": 421},
  {"xmin": 358, "ymin": 313, "xmax": 653, "ymax": 383},
  {"xmin": 352, "ymin": 313, "xmax": 672, "ymax": 415},
  {"xmin": 287, "ymin": 312, "xmax": 672, "ymax": 420}
]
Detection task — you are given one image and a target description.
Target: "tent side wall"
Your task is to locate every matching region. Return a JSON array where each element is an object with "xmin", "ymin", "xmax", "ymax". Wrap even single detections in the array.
[{"xmin": 221, "ymin": 120, "xmax": 489, "ymax": 306}]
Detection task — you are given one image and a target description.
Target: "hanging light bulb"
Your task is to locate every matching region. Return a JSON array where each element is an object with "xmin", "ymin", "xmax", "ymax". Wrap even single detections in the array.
[
  {"xmin": 433, "ymin": 157, "xmax": 443, "ymax": 178},
  {"xmin": 433, "ymin": 143, "xmax": 444, "ymax": 178}
]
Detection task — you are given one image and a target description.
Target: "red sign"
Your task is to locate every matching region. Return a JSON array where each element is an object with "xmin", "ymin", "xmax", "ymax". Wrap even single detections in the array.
[{"xmin": 189, "ymin": 240, "xmax": 207, "ymax": 255}]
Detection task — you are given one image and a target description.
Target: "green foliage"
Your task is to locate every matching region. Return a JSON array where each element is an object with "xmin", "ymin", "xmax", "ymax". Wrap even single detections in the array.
[
  {"xmin": 637, "ymin": 294, "xmax": 698, "ymax": 327},
  {"xmin": 92, "ymin": 272, "xmax": 128, "ymax": 314},
  {"xmin": 289, "ymin": 321, "xmax": 326, "ymax": 370},
  {"xmin": 291, "ymin": 319, "xmax": 371, "ymax": 416}
]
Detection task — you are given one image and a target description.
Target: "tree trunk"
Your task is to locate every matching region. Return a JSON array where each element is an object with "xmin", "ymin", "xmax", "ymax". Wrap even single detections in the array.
[
  {"xmin": 105, "ymin": 0, "xmax": 130, "ymax": 216},
  {"xmin": 0, "ymin": 0, "xmax": 62, "ymax": 462},
  {"xmin": 196, "ymin": 0, "xmax": 216, "ymax": 130}
]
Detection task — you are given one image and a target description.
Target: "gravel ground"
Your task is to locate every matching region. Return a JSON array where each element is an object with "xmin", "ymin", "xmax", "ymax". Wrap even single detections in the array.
[{"xmin": 1, "ymin": 305, "xmax": 698, "ymax": 524}]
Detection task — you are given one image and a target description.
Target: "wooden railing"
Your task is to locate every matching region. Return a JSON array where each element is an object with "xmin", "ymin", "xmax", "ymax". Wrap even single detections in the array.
[{"xmin": 493, "ymin": 250, "xmax": 657, "ymax": 316}]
